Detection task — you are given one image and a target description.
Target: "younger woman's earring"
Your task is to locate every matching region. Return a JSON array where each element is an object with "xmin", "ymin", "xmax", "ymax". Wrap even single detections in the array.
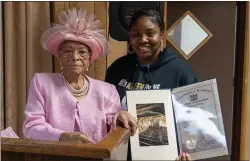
[
  {"xmin": 127, "ymin": 43, "xmax": 134, "ymax": 54},
  {"xmin": 160, "ymin": 40, "xmax": 164, "ymax": 52}
]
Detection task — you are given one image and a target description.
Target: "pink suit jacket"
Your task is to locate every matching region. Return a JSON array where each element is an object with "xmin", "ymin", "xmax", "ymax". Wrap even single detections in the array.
[{"xmin": 23, "ymin": 73, "xmax": 122, "ymax": 143}]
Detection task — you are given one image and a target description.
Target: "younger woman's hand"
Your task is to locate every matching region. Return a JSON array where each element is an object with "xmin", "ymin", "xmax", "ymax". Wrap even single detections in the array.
[{"xmin": 176, "ymin": 152, "xmax": 191, "ymax": 161}]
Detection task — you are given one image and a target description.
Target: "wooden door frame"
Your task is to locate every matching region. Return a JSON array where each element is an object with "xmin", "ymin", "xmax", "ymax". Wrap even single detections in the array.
[
  {"xmin": 240, "ymin": 2, "xmax": 249, "ymax": 160},
  {"xmin": 231, "ymin": 1, "xmax": 248, "ymax": 161}
]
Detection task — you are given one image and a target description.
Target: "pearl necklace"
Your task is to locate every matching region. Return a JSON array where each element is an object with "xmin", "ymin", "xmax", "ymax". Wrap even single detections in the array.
[{"xmin": 64, "ymin": 75, "xmax": 89, "ymax": 97}]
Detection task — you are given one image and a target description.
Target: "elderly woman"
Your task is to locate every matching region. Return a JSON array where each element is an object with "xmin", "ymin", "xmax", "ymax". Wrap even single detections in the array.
[{"xmin": 23, "ymin": 8, "xmax": 137, "ymax": 144}]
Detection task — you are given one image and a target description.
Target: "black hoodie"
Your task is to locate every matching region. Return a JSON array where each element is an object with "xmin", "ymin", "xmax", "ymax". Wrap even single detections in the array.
[{"xmin": 105, "ymin": 47, "xmax": 198, "ymax": 105}]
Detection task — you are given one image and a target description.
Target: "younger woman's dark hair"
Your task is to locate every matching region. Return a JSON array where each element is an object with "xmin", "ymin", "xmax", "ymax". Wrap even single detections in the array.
[{"xmin": 129, "ymin": 8, "xmax": 164, "ymax": 33}]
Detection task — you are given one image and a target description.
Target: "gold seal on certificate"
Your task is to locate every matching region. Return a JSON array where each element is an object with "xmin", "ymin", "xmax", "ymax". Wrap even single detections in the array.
[{"xmin": 186, "ymin": 138, "xmax": 197, "ymax": 150}]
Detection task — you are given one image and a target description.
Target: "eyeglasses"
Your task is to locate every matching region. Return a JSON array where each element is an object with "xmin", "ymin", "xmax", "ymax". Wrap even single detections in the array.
[{"xmin": 59, "ymin": 49, "xmax": 91, "ymax": 59}]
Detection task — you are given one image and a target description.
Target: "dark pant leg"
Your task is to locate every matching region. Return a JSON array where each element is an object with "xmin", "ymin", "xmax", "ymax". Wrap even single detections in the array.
[{"xmin": 127, "ymin": 138, "xmax": 132, "ymax": 161}]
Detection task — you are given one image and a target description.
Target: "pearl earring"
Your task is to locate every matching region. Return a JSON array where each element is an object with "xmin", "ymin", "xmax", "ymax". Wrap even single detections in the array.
[
  {"xmin": 60, "ymin": 62, "xmax": 64, "ymax": 75},
  {"xmin": 86, "ymin": 64, "xmax": 89, "ymax": 72}
]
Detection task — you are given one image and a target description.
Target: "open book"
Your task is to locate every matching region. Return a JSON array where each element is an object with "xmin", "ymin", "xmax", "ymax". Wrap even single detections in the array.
[
  {"xmin": 1, "ymin": 126, "xmax": 19, "ymax": 138},
  {"xmin": 126, "ymin": 79, "xmax": 228, "ymax": 160}
]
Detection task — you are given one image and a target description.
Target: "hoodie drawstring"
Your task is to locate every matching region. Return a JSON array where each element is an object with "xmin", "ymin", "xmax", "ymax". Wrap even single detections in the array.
[{"xmin": 145, "ymin": 65, "xmax": 153, "ymax": 86}]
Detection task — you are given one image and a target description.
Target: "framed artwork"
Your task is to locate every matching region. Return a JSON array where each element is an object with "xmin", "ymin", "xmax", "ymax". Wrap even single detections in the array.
[
  {"xmin": 126, "ymin": 90, "xmax": 178, "ymax": 160},
  {"xmin": 166, "ymin": 10, "xmax": 213, "ymax": 60}
]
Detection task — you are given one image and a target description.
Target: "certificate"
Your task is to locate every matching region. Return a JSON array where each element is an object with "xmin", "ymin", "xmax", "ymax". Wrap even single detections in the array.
[{"xmin": 172, "ymin": 79, "xmax": 228, "ymax": 160}]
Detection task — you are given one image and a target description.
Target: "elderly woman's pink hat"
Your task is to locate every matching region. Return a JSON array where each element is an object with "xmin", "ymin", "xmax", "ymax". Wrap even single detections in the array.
[{"xmin": 41, "ymin": 8, "xmax": 108, "ymax": 61}]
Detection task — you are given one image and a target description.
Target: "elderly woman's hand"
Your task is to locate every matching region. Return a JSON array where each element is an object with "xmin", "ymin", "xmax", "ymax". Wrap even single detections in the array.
[
  {"xmin": 59, "ymin": 132, "xmax": 94, "ymax": 144},
  {"xmin": 176, "ymin": 152, "xmax": 191, "ymax": 161},
  {"xmin": 112, "ymin": 110, "xmax": 137, "ymax": 136}
]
